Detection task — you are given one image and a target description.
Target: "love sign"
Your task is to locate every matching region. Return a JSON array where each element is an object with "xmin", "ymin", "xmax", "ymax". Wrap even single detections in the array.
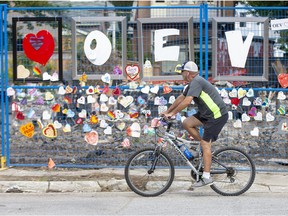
[
  {"xmin": 20, "ymin": 122, "xmax": 34, "ymax": 138},
  {"xmin": 125, "ymin": 64, "xmax": 140, "ymax": 81}
]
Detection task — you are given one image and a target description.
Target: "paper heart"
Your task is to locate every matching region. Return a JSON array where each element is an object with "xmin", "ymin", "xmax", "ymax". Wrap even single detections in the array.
[
  {"xmin": 277, "ymin": 91, "xmax": 286, "ymax": 100},
  {"xmin": 246, "ymin": 88, "xmax": 254, "ymax": 97},
  {"xmin": 223, "ymin": 97, "xmax": 231, "ymax": 104},
  {"xmin": 100, "ymin": 120, "xmax": 108, "ymax": 128},
  {"xmin": 118, "ymin": 95, "xmax": 134, "ymax": 108},
  {"xmin": 107, "ymin": 111, "xmax": 116, "ymax": 119},
  {"xmin": 66, "ymin": 109, "xmax": 75, "ymax": 118},
  {"xmin": 231, "ymin": 98, "xmax": 240, "ymax": 106},
  {"xmin": 126, "ymin": 122, "xmax": 141, "ymax": 137},
  {"xmin": 250, "ymin": 127, "xmax": 259, "ymax": 137},
  {"xmin": 102, "ymin": 86, "xmax": 110, "ymax": 94},
  {"xmin": 141, "ymin": 86, "xmax": 150, "ymax": 94},
  {"xmin": 87, "ymin": 95, "xmax": 96, "ymax": 104},
  {"xmin": 150, "ymin": 85, "xmax": 159, "ymax": 94},
  {"xmin": 50, "ymin": 72, "xmax": 59, "ymax": 82},
  {"xmin": 104, "ymin": 126, "xmax": 112, "ymax": 135},
  {"xmin": 17, "ymin": 65, "xmax": 30, "ymax": 79},
  {"xmin": 108, "ymin": 96, "xmax": 117, "ymax": 105},
  {"xmin": 42, "ymin": 123, "xmax": 57, "ymax": 138},
  {"xmin": 42, "ymin": 72, "xmax": 51, "ymax": 81},
  {"xmin": 168, "ymin": 96, "xmax": 176, "ymax": 104},
  {"xmin": 84, "ymin": 130, "xmax": 99, "ymax": 145},
  {"xmin": 154, "ymin": 96, "xmax": 167, "ymax": 106},
  {"xmin": 151, "ymin": 118, "xmax": 161, "ymax": 128},
  {"xmin": 100, "ymin": 103, "xmax": 109, "ymax": 112},
  {"xmin": 90, "ymin": 115, "xmax": 98, "ymax": 124},
  {"xmin": 45, "ymin": 92, "xmax": 54, "ymax": 101},
  {"xmin": 101, "ymin": 73, "xmax": 111, "ymax": 84},
  {"xmin": 158, "ymin": 105, "xmax": 167, "ymax": 115},
  {"xmin": 27, "ymin": 109, "xmax": 35, "ymax": 118},
  {"xmin": 86, "ymin": 86, "xmax": 95, "ymax": 95},
  {"xmin": 163, "ymin": 86, "xmax": 172, "ymax": 94},
  {"xmin": 75, "ymin": 117, "xmax": 84, "ymax": 125},
  {"xmin": 42, "ymin": 110, "xmax": 51, "ymax": 120},
  {"xmin": 114, "ymin": 110, "xmax": 124, "ymax": 119},
  {"xmin": 279, "ymin": 120, "xmax": 288, "ymax": 132},
  {"xmin": 242, "ymin": 97, "xmax": 251, "ymax": 106},
  {"xmin": 65, "ymin": 86, "xmax": 73, "ymax": 94},
  {"xmin": 253, "ymin": 97, "xmax": 262, "ymax": 106},
  {"xmin": 16, "ymin": 112, "xmax": 25, "ymax": 120},
  {"xmin": 20, "ymin": 122, "xmax": 34, "ymax": 138},
  {"xmin": 228, "ymin": 111, "xmax": 233, "ymax": 120},
  {"xmin": 83, "ymin": 123, "xmax": 92, "ymax": 133},
  {"xmin": 52, "ymin": 104, "xmax": 61, "ymax": 113},
  {"xmin": 220, "ymin": 89, "xmax": 228, "ymax": 98},
  {"xmin": 78, "ymin": 109, "xmax": 87, "ymax": 118},
  {"xmin": 229, "ymin": 89, "xmax": 237, "ymax": 98},
  {"xmin": 7, "ymin": 87, "xmax": 15, "ymax": 96},
  {"xmin": 129, "ymin": 112, "xmax": 139, "ymax": 119},
  {"xmin": 53, "ymin": 121, "xmax": 63, "ymax": 129},
  {"xmin": 241, "ymin": 113, "xmax": 250, "ymax": 122},
  {"xmin": 278, "ymin": 73, "xmax": 288, "ymax": 88},
  {"xmin": 112, "ymin": 87, "xmax": 121, "ymax": 96},
  {"xmin": 121, "ymin": 138, "xmax": 130, "ymax": 148},
  {"xmin": 248, "ymin": 107, "xmax": 257, "ymax": 117},
  {"xmin": 137, "ymin": 96, "xmax": 146, "ymax": 105},
  {"xmin": 113, "ymin": 66, "xmax": 122, "ymax": 75},
  {"xmin": 23, "ymin": 30, "xmax": 55, "ymax": 66},
  {"xmin": 277, "ymin": 105, "xmax": 286, "ymax": 115},
  {"xmin": 77, "ymin": 96, "xmax": 86, "ymax": 104},
  {"xmin": 64, "ymin": 96, "xmax": 72, "ymax": 104},
  {"xmin": 254, "ymin": 112, "xmax": 263, "ymax": 121},
  {"xmin": 125, "ymin": 64, "xmax": 140, "ymax": 80},
  {"xmin": 63, "ymin": 123, "xmax": 71, "ymax": 133},
  {"xmin": 100, "ymin": 94, "xmax": 109, "ymax": 102},
  {"xmin": 128, "ymin": 81, "xmax": 138, "ymax": 89},
  {"xmin": 116, "ymin": 122, "xmax": 126, "ymax": 131},
  {"xmin": 238, "ymin": 88, "xmax": 247, "ymax": 99},
  {"xmin": 233, "ymin": 119, "xmax": 242, "ymax": 128},
  {"xmin": 266, "ymin": 113, "xmax": 275, "ymax": 122},
  {"xmin": 58, "ymin": 86, "xmax": 66, "ymax": 95}
]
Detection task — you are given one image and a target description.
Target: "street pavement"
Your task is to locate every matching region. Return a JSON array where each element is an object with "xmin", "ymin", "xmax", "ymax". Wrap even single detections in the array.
[{"xmin": 0, "ymin": 167, "xmax": 287, "ymax": 194}]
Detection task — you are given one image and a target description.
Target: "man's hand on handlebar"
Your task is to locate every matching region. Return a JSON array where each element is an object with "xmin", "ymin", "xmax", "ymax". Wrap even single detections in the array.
[{"xmin": 160, "ymin": 111, "xmax": 176, "ymax": 120}]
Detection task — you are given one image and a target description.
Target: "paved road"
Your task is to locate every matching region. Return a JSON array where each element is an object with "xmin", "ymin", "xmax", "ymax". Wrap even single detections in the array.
[{"xmin": 1, "ymin": 192, "xmax": 288, "ymax": 215}]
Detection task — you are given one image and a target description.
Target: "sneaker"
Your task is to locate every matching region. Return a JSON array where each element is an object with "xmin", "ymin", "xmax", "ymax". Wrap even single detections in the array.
[{"xmin": 192, "ymin": 177, "xmax": 214, "ymax": 187}]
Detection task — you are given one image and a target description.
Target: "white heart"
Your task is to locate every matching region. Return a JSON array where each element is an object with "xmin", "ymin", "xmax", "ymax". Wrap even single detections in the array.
[
  {"xmin": 228, "ymin": 111, "xmax": 233, "ymax": 120},
  {"xmin": 223, "ymin": 97, "xmax": 231, "ymax": 104},
  {"xmin": 100, "ymin": 94, "xmax": 109, "ymax": 102},
  {"xmin": 233, "ymin": 119, "xmax": 242, "ymax": 128},
  {"xmin": 220, "ymin": 89, "xmax": 228, "ymax": 98},
  {"xmin": 78, "ymin": 109, "xmax": 87, "ymax": 118},
  {"xmin": 86, "ymin": 86, "xmax": 95, "ymax": 95},
  {"xmin": 100, "ymin": 120, "xmax": 108, "ymax": 128},
  {"xmin": 104, "ymin": 126, "xmax": 112, "ymax": 135},
  {"xmin": 17, "ymin": 65, "xmax": 30, "ymax": 79},
  {"xmin": 7, "ymin": 87, "xmax": 15, "ymax": 96},
  {"xmin": 118, "ymin": 95, "xmax": 134, "ymax": 108},
  {"xmin": 266, "ymin": 113, "xmax": 275, "ymax": 122},
  {"xmin": 150, "ymin": 85, "xmax": 159, "ymax": 94},
  {"xmin": 100, "ymin": 103, "xmax": 109, "ymax": 112},
  {"xmin": 168, "ymin": 96, "xmax": 176, "ymax": 104},
  {"xmin": 242, "ymin": 97, "xmax": 251, "ymax": 106},
  {"xmin": 53, "ymin": 121, "xmax": 63, "ymax": 129},
  {"xmin": 158, "ymin": 105, "xmax": 167, "ymax": 115},
  {"xmin": 42, "ymin": 72, "xmax": 51, "ymax": 81},
  {"xmin": 108, "ymin": 96, "xmax": 117, "ymax": 105},
  {"xmin": 129, "ymin": 122, "xmax": 141, "ymax": 138},
  {"xmin": 58, "ymin": 86, "xmax": 66, "ymax": 95},
  {"xmin": 254, "ymin": 112, "xmax": 263, "ymax": 121},
  {"xmin": 277, "ymin": 91, "xmax": 286, "ymax": 100},
  {"xmin": 246, "ymin": 88, "xmax": 254, "ymax": 97},
  {"xmin": 241, "ymin": 113, "xmax": 250, "ymax": 122},
  {"xmin": 63, "ymin": 124, "xmax": 71, "ymax": 132},
  {"xmin": 42, "ymin": 110, "xmax": 51, "ymax": 120},
  {"xmin": 128, "ymin": 81, "xmax": 138, "ymax": 89},
  {"xmin": 87, "ymin": 95, "xmax": 96, "ymax": 104},
  {"xmin": 50, "ymin": 72, "xmax": 59, "ymax": 81},
  {"xmin": 77, "ymin": 96, "xmax": 86, "ymax": 104},
  {"xmin": 250, "ymin": 127, "xmax": 259, "ymax": 136},
  {"xmin": 229, "ymin": 89, "xmax": 237, "ymax": 98},
  {"xmin": 101, "ymin": 73, "xmax": 111, "ymax": 84},
  {"xmin": 141, "ymin": 86, "xmax": 150, "ymax": 94}
]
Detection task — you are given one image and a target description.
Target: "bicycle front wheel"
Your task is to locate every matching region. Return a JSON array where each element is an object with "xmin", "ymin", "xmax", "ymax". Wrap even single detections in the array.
[
  {"xmin": 125, "ymin": 148, "xmax": 175, "ymax": 197},
  {"xmin": 210, "ymin": 147, "xmax": 256, "ymax": 196}
]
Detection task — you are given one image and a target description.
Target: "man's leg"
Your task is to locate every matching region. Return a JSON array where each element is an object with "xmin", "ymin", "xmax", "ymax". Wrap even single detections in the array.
[
  {"xmin": 200, "ymin": 139, "xmax": 212, "ymax": 173},
  {"xmin": 182, "ymin": 116, "xmax": 203, "ymax": 141}
]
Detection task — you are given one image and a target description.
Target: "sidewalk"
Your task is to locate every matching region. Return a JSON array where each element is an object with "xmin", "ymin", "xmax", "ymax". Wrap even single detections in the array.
[{"xmin": 0, "ymin": 167, "xmax": 287, "ymax": 194}]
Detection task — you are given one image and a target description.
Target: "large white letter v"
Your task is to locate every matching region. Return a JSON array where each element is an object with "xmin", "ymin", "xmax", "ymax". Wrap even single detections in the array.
[{"xmin": 225, "ymin": 30, "xmax": 254, "ymax": 68}]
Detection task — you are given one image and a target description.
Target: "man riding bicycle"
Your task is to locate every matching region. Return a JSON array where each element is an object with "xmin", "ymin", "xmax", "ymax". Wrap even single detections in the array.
[{"xmin": 161, "ymin": 61, "xmax": 228, "ymax": 187}]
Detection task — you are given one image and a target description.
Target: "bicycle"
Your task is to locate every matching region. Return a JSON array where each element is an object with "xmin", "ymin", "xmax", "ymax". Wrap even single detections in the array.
[{"xmin": 124, "ymin": 117, "xmax": 256, "ymax": 197}]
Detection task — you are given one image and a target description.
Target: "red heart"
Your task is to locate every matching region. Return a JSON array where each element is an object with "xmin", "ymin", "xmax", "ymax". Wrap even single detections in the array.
[
  {"xmin": 23, "ymin": 30, "xmax": 55, "ymax": 66},
  {"xmin": 52, "ymin": 104, "xmax": 60, "ymax": 113},
  {"xmin": 112, "ymin": 87, "xmax": 121, "ymax": 96},
  {"xmin": 75, "ymin": 117, "xmax": 83, "ymax": 125},
  {"xmin": 278, "ymin": 74, "xmax": 288, "ymax": 88},
  {"xmin": 16, "ymin": 112, "xmax": 25, "ymax": 120},
  {"xmin": 231, "ymin": 98, "xmax": 240, "ymax": 106}
]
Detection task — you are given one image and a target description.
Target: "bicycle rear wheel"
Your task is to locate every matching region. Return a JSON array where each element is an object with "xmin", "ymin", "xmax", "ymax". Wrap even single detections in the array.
[
  {"xmin": 125, "ymin": 148, "xmax": 175, "ymax": 197},
  {"xmin": 210, "ymin": 147, "xmax": 256, "ymax": 196}
]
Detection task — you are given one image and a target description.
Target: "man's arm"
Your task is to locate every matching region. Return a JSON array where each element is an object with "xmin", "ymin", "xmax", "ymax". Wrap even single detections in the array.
[
  {"xmin": 166, "ymin": 94, "xmax": 185, "ymax": 113},
  {"xmin": 168, "ymin": 96, "xmax": 194, "ymax": 116}
]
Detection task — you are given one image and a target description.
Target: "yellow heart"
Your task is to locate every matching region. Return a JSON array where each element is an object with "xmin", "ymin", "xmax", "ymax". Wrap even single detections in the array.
[{"xmin": 20, "ymin": 122, "xmax": 34, "ymax": 138}]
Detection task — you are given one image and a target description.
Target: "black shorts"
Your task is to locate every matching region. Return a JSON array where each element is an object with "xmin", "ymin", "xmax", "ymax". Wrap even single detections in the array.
[{"xmin": 194, "ymin": 112, "xmax": 228, "ymax": 142}]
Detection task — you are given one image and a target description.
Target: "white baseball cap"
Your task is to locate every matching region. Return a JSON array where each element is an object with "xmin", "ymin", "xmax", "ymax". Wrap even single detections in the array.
[{"xmin": 177, "ymin": 61, "xmax": 198, "ymax": 72}]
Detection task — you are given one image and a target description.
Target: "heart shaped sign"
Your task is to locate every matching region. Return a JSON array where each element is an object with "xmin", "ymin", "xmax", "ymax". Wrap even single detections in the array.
[
  {"xmin": 42, "ymin": 123, "xmax": 57, "ymax": 138},
  {"xmin": 278, "ymin": 73, "xmax": 288, "ymax": 88},
  {"xmin": 20, "ymin": 122, "xmax": 34, "ymax": 138},
  {"xmin": 125, "ymin": 64, "xmax": 140, "ymax": 80},
  {"xmin": 23, "ymin": 30, "xmax": 55, "ymax": 66},
  {"xmin": 84, "ymin": 130, "xmax": 99, "ymax": 145},
  {"xmin": 17, "ymin": 65, "xmax": 30, "ymax": 79}
]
